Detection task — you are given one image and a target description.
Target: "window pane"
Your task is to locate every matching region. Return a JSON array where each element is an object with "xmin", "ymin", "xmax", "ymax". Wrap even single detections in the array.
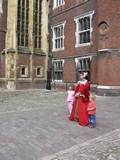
[
  {"xmin": 77, "ymin": 58, "xmax": 90, "ymax": 72},
  {"xmin": 86, "ymin": 16, "xmax": 90, "ymax": 29},
  {"xmin": 79, "ymin": 31, "xmax": 90, "ymax": 44},
  {"xmin": 86, "ymin": 31, "xmax": 90, "ymax": 43},
  {"xmin": 61, "ymin": 38, "xmax": 63, "ymax": 48},
  {"xmin": 53, "ymin": 61, "xmax": 63, "ymax": 80},
  {"xmin": 21, "ymin": 67, "xmax": 25, "ymax": 75},
  {"xmin": 60, "ymin": 26, "xmax": 63, "ymax": 36},
  {"xmin": 77, "ymin": 15, "xmax": 91, "ymax": 44},
  {"xmin": 54, "ymin": 24, "xmax": 64, "ymax": 49},
  {"xmin": 79, "ymin": 33, "xmax": 84, "ymax": 44}
]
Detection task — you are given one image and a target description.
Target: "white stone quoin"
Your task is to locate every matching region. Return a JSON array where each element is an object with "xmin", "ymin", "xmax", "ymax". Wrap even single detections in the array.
[{"xmin": 0, "ymin": 0, "xmax": 3, "ymax": 14}]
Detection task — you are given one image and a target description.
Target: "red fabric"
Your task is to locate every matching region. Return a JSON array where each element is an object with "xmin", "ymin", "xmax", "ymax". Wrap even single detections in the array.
[
  {"xmin": 87, "ymin": 100, "xmax": 96, "ymax": 115},
  {"xmin": 69, "ymin": 81, "xmax": 90, "ymax": 126}
]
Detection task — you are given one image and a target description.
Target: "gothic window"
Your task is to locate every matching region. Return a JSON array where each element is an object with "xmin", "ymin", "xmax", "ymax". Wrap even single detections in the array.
[
  {"xmin": 17, "ymin": 0, "xmax": 29, "ymax": 47},
  {"xmin": 33, "ymin": 0, "xmax": 42, "ymax": 49}
]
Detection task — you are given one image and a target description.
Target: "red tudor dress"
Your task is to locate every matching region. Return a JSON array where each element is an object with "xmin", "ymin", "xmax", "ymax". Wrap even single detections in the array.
[{"xmin": 69, "ymin": 80, "xmax": 90, "ymax": 126}]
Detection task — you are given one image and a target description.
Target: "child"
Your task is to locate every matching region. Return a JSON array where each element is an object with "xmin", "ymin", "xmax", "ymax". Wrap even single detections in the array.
[
  {"xmin": 87, "ymin": 93, "xmax": 96, "ymax": 128},
  {"xmin": 66, "ymin": 84, "xmax": 75, "ymax": 116}
]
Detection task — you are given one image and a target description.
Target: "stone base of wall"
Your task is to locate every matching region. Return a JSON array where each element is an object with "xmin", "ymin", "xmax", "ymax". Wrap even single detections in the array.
[
  {"xmin": 0, "ymin": 81, "xmax": 6, "ymax": 89},
  {"xmin": 0, "ymin": 79, "xmax": 47, "ymax": 90},
  {"xmin": 51, "ymin": 82, "xmax": 74, "ymax": 91},
  {"xmin": 51, "ymin": 82, "xmax": 120, "ymax": 96},
  {"xmin": 32, "ymin": 80, "xmax": 47, "ymax": 89},
  {"xmin": 96, "ymin": 85, "xmax": 120, "ymax": 96},
  {"xmin": 16, "ymin": 80, "xmax": 47, "ymax": 90}
]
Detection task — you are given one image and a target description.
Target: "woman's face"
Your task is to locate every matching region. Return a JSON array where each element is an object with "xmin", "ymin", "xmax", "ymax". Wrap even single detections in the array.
[{"xmin": 80, "ymin": 73, "xmax": 84, "ymax": 80}]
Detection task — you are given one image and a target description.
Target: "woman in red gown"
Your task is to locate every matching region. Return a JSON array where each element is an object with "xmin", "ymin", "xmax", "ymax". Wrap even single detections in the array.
[{"xmin": 69, "ymin": 72, "xmax": 90, "ymax": 126}]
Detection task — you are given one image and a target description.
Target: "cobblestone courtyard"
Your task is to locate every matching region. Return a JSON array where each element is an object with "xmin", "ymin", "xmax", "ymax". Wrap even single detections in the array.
[{"xmin": 0, "ymin": 90, "xmax": 120, "ymax": 160}]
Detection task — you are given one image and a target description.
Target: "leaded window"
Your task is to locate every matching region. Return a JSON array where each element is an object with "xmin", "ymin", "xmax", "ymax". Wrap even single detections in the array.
[
  {"xmin": 52, "ymin": 22, "xmax": 65, "ymax": 51},
  {"xmin": 17, "ymin": 0, "xmax": 29, "ymax": 47},
  {"xmin": 76, "ymin": 57, "xmax": 91, "ymax": 81},
  {"xmin": 53, "ymin": 0, "xmax": 64, "ymax": 8},
  {"xmin": 77, "ymin": 58, "xmax": 90, "ymax": 72},
  {"xmin": 52, "ymin": 60, "xmax": 64, "ymax": 81},
  {"xmin": 78, "ymin": 16, "xmax": 90, "ymax": 44},
  {"xmin": 75, "ymin": 11, "xmax": 94, "ymax": 47},
  {"xmin": 33, "ymin": 0, "xmax": 42, "ymax": 48}
]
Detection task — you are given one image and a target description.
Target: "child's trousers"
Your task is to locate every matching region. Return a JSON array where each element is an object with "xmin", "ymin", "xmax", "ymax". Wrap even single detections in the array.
[{"xmin": 88, "ymin": 114, "xmax": 96, "ymax": 127}]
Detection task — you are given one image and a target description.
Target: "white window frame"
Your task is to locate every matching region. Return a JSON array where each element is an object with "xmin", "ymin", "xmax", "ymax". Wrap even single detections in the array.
[
  {"xmin": 75, "ymin": 56, "xmax": 92, "ymax": 81},
  {"xmin": 53, "ymin": 0, "xmax": 65, "ymax": 9},
  {"xmin": 75, "ymin": 56, "xmax": 92, "ymax": 70},
  {"xmin": 74, "ymin": 11, "xmax": 94, "ymax": 48},
  {"xmin": 52, "ymin": 21, "xmax": 66, "ymax": 52},
  {"xmin": 20, "ymin": 65, "xmax": 28, "ymax": 77},
  {"xmin": 52, "ymin": 59, "xmax": 64, "ymax": 82}
]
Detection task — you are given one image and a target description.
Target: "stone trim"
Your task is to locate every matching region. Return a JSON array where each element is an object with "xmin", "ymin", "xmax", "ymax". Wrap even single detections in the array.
[
  {"xmin": 18, "ymin": 47, "xmax": 31, "ymax": 54},
  {"xmin": 17, "ymin": 78, "xmax": 32, "ymax": 81},
  {"xmin": 97, "ymin": 85, "xmax": 120, "ymax": 89}
]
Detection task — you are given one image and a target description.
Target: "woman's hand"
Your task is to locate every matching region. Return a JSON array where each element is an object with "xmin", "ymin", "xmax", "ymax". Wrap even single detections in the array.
[{"xmin": 75, "ymin": 93, "xmax": 80, "ymax": 98}]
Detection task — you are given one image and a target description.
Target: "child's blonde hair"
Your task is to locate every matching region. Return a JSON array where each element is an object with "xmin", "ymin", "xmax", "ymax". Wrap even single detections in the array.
[{"xmin": 68, "ymin": 84, "xmax": 75, "ymax": 90}]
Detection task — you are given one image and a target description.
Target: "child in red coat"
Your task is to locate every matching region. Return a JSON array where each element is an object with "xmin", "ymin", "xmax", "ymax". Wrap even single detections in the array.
[{"xmin": 87, "ymin": 93, "xmax": 96, "ymax": 128}]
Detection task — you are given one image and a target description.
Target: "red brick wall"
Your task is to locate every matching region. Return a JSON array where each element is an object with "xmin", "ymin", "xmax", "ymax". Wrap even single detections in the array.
[
  {"xmin": 97, "ymin": 52, "xmax": 120, "ymax": 86},
  {"xmin": 64, "ymin": 59, "xmax": 76, "ymax": 83},
  {"xmin": 16, "ymin": 54, "xmax": 46, "ymax": 89},
  {"xmin": 33, "ymin": 55, "xmax": 45, "ymax": 78},
  {"xmin": 17, "ymin": 54, "xmax": 46, "ymax": 78},
  {"xmin": 91, "ymin": 56, "xmax": 98, "ymax": 84},
  {"xmin": 17, "ymin": 54, "xmax": 31, "ymax": 78},
  {"xmin": 97, "ymin": 0, "xmax": 120, "ymax": 50}
]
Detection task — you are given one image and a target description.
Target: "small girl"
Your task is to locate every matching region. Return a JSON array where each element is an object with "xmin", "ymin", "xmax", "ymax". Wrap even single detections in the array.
[
  {"xmin": 87, "ymin": 93, "xmax": 96, "ymax": 128},
  {"xmin": 66, "ymin": 84, "xmax": 75, "ymax": 116}
]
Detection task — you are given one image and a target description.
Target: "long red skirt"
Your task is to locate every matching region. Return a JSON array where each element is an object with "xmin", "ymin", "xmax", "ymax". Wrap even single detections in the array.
[{"xmin": 69, "ymin": 97, "xmax": 89, "ymax": 126}]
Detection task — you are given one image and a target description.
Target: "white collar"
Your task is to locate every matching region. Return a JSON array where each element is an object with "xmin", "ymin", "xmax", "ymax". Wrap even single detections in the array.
[{"xmin": 78, "ymin": 79, "xmax": 87, "ymax": 85}]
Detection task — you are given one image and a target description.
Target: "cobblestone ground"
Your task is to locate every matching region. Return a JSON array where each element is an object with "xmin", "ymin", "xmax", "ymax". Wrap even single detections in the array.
[
  {"xmin": 0, "ymin": 89, "xmax": 120, "ymax": 160},
  {"xmin": 43, "ymin": 129, "xmax": 120, "ymax": 160}
]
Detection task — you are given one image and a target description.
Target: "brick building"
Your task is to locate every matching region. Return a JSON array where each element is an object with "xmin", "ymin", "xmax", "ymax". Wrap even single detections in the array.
[
  {"xmin": 49, "ymin": 0, "xmax": 120, "ymax": 95},
  {"xmin": 0, "ymin": 0, "xmax": 49, "ymax": 90}
]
